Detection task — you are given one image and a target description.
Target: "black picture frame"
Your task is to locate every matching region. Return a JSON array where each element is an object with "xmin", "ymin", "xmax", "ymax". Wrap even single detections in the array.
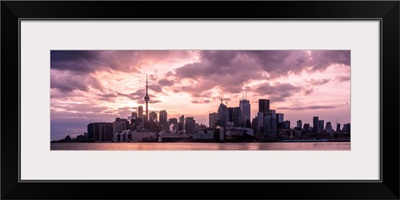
[{"xmin": 1, "ymin": 1, "xmax": 399, "ymax": 199}]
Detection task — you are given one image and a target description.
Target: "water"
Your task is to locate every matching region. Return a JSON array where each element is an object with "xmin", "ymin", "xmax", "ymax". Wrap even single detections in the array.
[{"xmin": 51, "ymin": 142, "xmax": 350, "ymax": 150}]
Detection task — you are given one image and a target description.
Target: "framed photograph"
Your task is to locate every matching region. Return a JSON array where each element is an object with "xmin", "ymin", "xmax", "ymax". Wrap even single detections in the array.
[{"xmin": 2, "ymin": 1, "xmax": 399, "ymax": 199}]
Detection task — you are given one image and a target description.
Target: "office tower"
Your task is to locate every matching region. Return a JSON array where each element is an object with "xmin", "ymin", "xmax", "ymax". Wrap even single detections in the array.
[
  {"xmin": 227, "ymin": 107, "xmax": 234, "ymax": 123},
  {"xmin": 277, "ymin": 113, "xmax": 284, "ymax": 123},
  {"xmin": 259, "ymin": 99, "xmax": 270, "ymax": 115},
  {"xmin": 179, "ymin": 115, "xmax": 185, "ymax": 131},
  {"xmin": 218, "ymin": 102, "xmax": 229, "ymax": 127},
  {"xmin": 257, "ymin": 112, "xmax": 264, "ymax": 132},
  {"xmin": 138, "ymin": 106, "xmax": 143, "ymax": 122},
  {"xmin": 209, "ymin": 112, "xmax": 219, "ymax": 128},
  {"xmin": 149, "ymin": 111, "xmax": 157, "ymax": 122},
  {"xmin": 264, "ymin": 115, "xmax": 272, "ymax": 135},
  {"xmin": 159, "ymin": 110, "xmax": 168, "ymax": 124},
  {"xmin": 239, "ymin": 99, "xmax": 251, "ymax": 126},
  {"xmin": 297, "ymin": 120, "xmax": 302, "ymax": 129},
  {"xmin": 325, "ymin": 122, "xmax": 333, "ymax": 134},
  {"xmin": 131, "ymin": 111, "xmax": 138, "ymax": 124},
  {"xmin": 232, "ymin": 107, "xmax": 242, "ymax": 126},
  {"xmin": 185, "ymin": 117, "xmax": 196, "ymax": 134},
  {"xmin": 313, "ymin": 116, "xmax": 319, "ymax": 133},
  {"xmin": 303, "ymin": 123, "xmax": 310, "ymax": 130},
  {"xmin": 169, "ymin": 118, "xmax": 178, "ymax": 132},
  {"xmin": 318, "ymin": 120, "xmax": 325, "ymax": 132},
  {"xmin": 336, "ymin": 123, "xmax": 341, "ymax": 133},
  {"xmin": 283, "ymin": 120, "xmax": 291, "ymax": 129},
  {"xmin": 113, "ymin": 118, "xmax": 127, "ymax": 134}
]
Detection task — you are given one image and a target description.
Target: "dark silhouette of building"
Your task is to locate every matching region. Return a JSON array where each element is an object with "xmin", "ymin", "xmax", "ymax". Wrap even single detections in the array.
[
  {"xmin": 313, "ymin": 116, "xmax": 319, "ymax": 133},
  {"xmin": 144, "ymin": 74, "xmax": 150, "ymax": 123},
  {"xmin": 259, "ymin": 99, "xmax": 270, "ymax": 115},
  {"xmin": 209, "ymin": 112, "xmax": 218, "ymax": 129},
  {"xmin": 185, "ymin": 117, "xmax": 196, "ymax": 134}
]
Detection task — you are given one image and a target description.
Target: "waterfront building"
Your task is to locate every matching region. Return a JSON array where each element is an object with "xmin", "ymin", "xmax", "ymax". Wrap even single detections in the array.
[
  {"xmin": 239, "ymin": 99, "xmax": 251, "ymax": 126},
  {"xmin": 257, "ymin": 112, "xmax": 264, "ymax": 132},
  {"xmin": 325, "ymin": 122, "xmax": 333, "ymax": 134},
  {"xmin": 138, "ymin": 106, "xmax": 143, "ymax": 123},
  {"xmin": 218, "ymin": 101, "xmax": 229, "ymax": 127},
  {"xmin": 149, "ymin": 111, "xmax": 157, "ymax": 122},
  {"xmin": 159, "ymin": 110, "xmax": 168, "ymax": 124},
  {"xmin": 297, "ymin": 120, "xmax": 302, "ymax": 129},
  {"xmin": 179, "ymin": 115, "xmax": 185, "ymax": 132},
  {"xmin": 232, "ymin": 107, "xmax": 242, "ymax": 126},
  {"xmin": 259, "ymin": 99, "xmax": 270, "ymax": 115},
  {"xmin": 313, "ymin": 116, "xmax": 319, "ymax": 133},
  {"xmin": 318, "ymin": 120, "xmax": 325, "ymax": 132},
  {"xmin": 336, "ymin": 123, "xmax": 341, "ymax": 133},
  {"xmin": 209, "ymin": 112, "xmax": 218, "ymax": 128},
  {"xmin": 277, "ymin": 113, "xmax": 284, "ymax": 123},
  {"xmin": 185, "ymin": 117, "xmax": 196, "ymax": 134}
]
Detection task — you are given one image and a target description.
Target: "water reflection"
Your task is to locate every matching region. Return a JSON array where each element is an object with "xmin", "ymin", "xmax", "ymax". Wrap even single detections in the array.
[{"xmin": 51, "ymin": 142, "xmax": 351, "ymax": 151}]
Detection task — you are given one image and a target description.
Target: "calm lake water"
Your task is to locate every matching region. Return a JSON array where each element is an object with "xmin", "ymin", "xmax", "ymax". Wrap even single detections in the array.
[{"xmin": 51, "ymin": 142, "xmax": 350, "ymax": 150}]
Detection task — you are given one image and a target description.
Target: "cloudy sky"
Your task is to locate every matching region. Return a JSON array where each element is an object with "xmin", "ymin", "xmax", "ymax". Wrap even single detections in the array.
[{"xmin": 51, "ymin": 50, "xmax": 350, "ymax": 140}]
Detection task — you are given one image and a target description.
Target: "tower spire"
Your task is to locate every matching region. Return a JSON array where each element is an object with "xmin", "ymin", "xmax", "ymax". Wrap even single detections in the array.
[
  {"xmin": 144, "ymin": 74, "xmax": 150, "ymax": 123},
  {"xmin": 146, "ymin": 74, "xmax": 148, "ymax": 95}
]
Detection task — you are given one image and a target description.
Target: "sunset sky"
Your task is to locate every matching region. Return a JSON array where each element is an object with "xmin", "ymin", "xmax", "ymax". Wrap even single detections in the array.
[{"xmin": 51, "ymin": 50, "xmax": 350, "ymax": 140}]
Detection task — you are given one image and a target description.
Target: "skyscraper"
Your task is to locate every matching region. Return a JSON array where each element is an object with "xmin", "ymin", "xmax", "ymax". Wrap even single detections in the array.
[
  {"xmin": 179, "ymin": 115, "xmax": 185, "ymax": 132},
  {"xmin": 138, "ymin": 106, "xmax": 143, "ymax": 123},
  {"xmin": 256, "ymin": 112, "xmax": 264, "ymax": 132},
  {"xmin": 159, "ymin": 110, "xmax": 168, "ymax": 125},
  {"xmin": 209, "ymin": 112, "xmax": 218, "ymax": 128},
  {"xmin": 185, "ymin": 117, "xmax": 196, "ymax": 134},
  {"xmin": 239, "ymin": 99, "xmax": 250, "ymax": 126},
  {"xmin": 277, "ymin": 113, "xmax": 284, "ymax": 123},
  {"xmin": 149, "ymin": 111, "xmax": 157, "ymax": 122},
  {"xmin": 318, "ymin": 120, "xmax": 325, "ymax": 132},
  {"xmin": 232, "ymin": 107, "xmax": 242, "ymax": 126},
  {"xmin": 297, "ymin": 120, "xmax": 302, "ymax": 129},
  {"xmin": 144, "ymin": 74, "xmax": 150, "ymax": 123},
  {"xmin": 218, "ymin": 101, "xmax": 229, "ymax": 127},
  {"xmin": 325, "ymin": 122, "xmax": 333, "ymax": 134},
  {"xmin": 313, "ymin": 116, "xmax": 319, "ymax": 133},
  {"xmin": 259, "ymin": 99, "xmax": 270, "ymax": 115}
]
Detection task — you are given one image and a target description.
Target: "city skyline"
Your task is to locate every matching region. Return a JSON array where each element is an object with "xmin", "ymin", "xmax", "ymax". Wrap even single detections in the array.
[{"xmin": 51, "ymin": 50, "xmax": 350, "ymax": 140}]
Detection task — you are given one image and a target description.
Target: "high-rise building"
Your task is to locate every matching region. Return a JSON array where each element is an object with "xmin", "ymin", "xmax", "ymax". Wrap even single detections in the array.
[
  {"xmin": 264, "ymin": 115, "xmax": 272, "ymax": 135},
  {"xmin": 259, "ymin": 99, "xmax": 270, "ymax": 115},
  {"xmin": 336, "ymin": 123, "xmax": 341, "ymax": 133},
  {"xmin": 277, "ymin": 113, "xmax": 284, "ymax": 123},
  {"xmin": 343, "ymin": 123, "xmax": 351, "ymax": 133},
  {"xmin": 303, "ymin": 123, "xmax": 310, "ymax": 130},
  {"xmin": 325, "ymin": 122, "xmax": 333, "ymax": 134},
  {"xmin": 113, "ymin": 118, "xmax": 127, "ymax": 134},
  {"xmin": 138, "ymin": 106, "xmax": 143, "ymax": 122},
  {"xmin": 218, "ymin": 102, "xmax": 229, "ymax": 127},
  {"xmin": 149, "ymin": 111, "xmax": 157, "ymax": 122},
  {"xmin": 169, "ymin": 118, "xmax": 178, "ymax": 132},
  {"xmin": 257, "ymin": 112, "xmax": 264, "ymax": 132},
  {"xmin": 297, "ymin": 120, "xmax": 302, "ymax": 129},
  {"xmin": 227, "ymin": 107, "xmax": 234, "ymax": 123},
  {"xmin": 318, "ymin": 120, "xmax": 325, "ymax": 132},
  {"xmin": 232, "ymin": 107, "xmax": 242, "ymax": 126},
  {"xmin": 179, "ymin": 115, "xmax": 185, "ymax": 131},
  {"xmin": 209, "ymin": 112, "xmax": 218, "ymax": 128},
  {"xmin": 131, "ymin": 111, "xmax": 138, "ymax": 124},
  {"xmin": 239, "ymin": 99, "xmax": 251, "ymax": 126},
  {"xmin": 159, "ymin": 110, "xmax": 168, "ymax": 124},
  {"xmin": 313, "ymin": 116, "xmax": 319, "ymax": 133},
  {"xmin": 283, "ymin": 120, "xmax": 290, "ymax": 129},
  {"xmin": 185, "ymin": 117, "xmax": 196, "ymax": 134},
  {"xmin": 144, "ymin": 75, "xmax": 150, "ymax": 123}
]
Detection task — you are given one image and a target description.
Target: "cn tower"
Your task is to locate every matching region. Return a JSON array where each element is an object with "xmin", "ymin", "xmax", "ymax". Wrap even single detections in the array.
[{"xmin": 144, "ymin": 74, "xmax": 150, "ymax": 122}]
